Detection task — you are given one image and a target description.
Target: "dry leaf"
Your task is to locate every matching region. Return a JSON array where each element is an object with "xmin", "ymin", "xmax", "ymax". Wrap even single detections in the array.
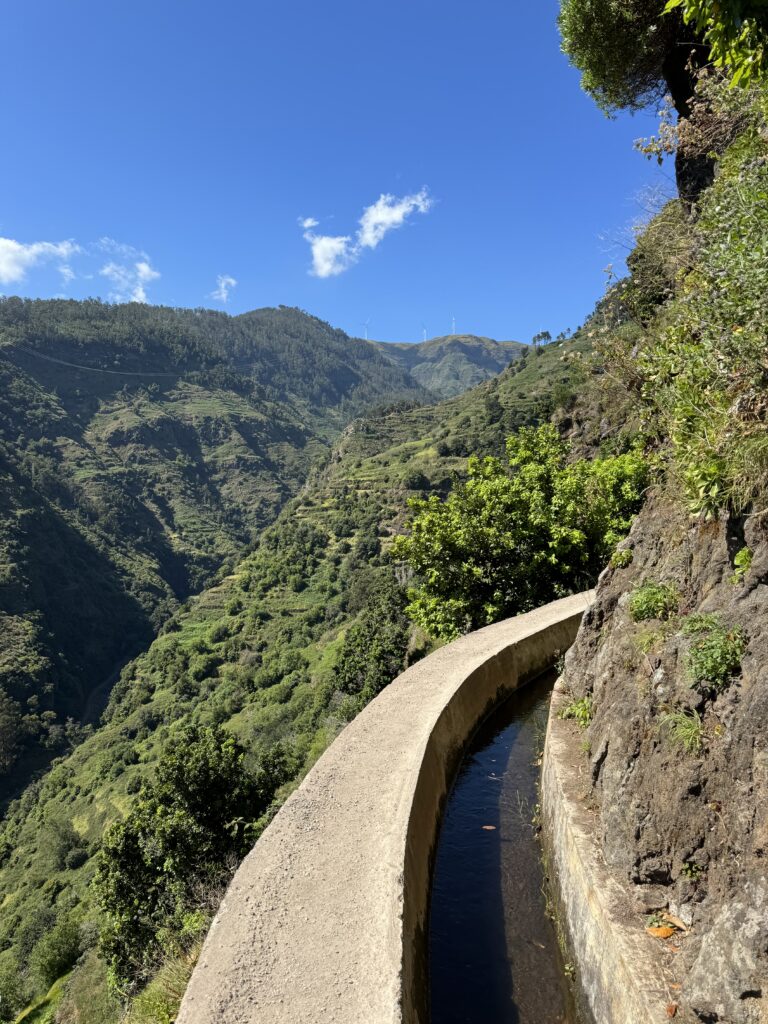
[
  {"xmin": 666, "ymin": 1002, "xmax": 678, "ymax": 1018},
  {"xmin": 662, "ymin": 912, "xmax": 688, "ymax": 932},
  {"xmin": 646, "ymin": 926, "xmax": 676, "ymax": 939},
  {"xmin": 481, "ymin": 825, "xmax": 497, "ymax": 831}
]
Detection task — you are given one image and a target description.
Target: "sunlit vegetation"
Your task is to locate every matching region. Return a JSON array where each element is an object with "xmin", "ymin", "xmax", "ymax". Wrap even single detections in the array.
[
  {"xmin": 394, "ymin": 424, "xmax": 647, "ymax": 640},
  {"xmin": 0, "ymin": 325, "xmax": 588, "ymax": 1016},
  {"xmin": 595, "ymin": 80, "xmax": 768, "ymax": 519},
  {"xmin": 0, "ymin": 301, "xmax": 425, "ymax": 797}
]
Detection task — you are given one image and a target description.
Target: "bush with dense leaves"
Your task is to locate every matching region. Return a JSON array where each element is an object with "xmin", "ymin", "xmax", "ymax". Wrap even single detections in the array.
[
  {"xmin": 393, "ymin": 424, "xmax": 648, "ymax": 640},
  {"xmin": 29, "ymin": 915, "xmax": 82, "ymax": 989},
  {"xmin": 334, "ymin": 573, "xmax": 410, "ymax": 716},
  {"xmin": 95, "ymin": 725, "xmax": 293, "ymax": 989}
]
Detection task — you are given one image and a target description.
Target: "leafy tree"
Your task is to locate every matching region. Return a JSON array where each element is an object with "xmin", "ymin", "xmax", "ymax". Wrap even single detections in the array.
[
  {"xmin": 0, "ymin": 960, "xmax": 25, "ymax": 1024},
  {"xmin": 335, "ymin": 573, "xmax": 410, "ymax": 714},
  {"xmin": 95, "ymin": 725, "xmax": 293, "ymax": 988},
  {"xmin": 393, "ymin": 424, "xmax": 648, "ymax": 640},
  {"xmin": 666, "ymin": 0, "xmax": 768, "ymax": 84},
  {"xmin": 558, "ymin": 0, "xmax": 698, "ymax": 113},
  {"xmin": 29, "ymin": 915, "xmax": 82, "ymax": 989}
]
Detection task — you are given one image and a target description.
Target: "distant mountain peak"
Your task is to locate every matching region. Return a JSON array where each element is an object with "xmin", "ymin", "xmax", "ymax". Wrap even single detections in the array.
[{"xmin": 372, "ymin": 333, "xmax": 527, "ymax": 399}]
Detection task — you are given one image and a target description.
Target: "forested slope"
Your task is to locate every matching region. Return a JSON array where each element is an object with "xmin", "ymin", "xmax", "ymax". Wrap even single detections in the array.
[
  {"xmin": 373, "ymin": 333, "xmax": 526, "ymax": 398},
  {"xmin": 0, "ymin": 301, "xmax": 428, "ymax": 800},
  {"xmin": 0, "ymin": 329, "xmax": 588, "ymax": 1022}
]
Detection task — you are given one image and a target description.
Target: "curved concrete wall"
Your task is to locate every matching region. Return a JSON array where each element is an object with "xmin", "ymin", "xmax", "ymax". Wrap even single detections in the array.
[
  {"xmin": 178, "ymin": 592, "xmax": 593, "ymax": 1024},
  {"xmin": 542, "ymin": 678, "xmax": 677, "ymax": 1024}
]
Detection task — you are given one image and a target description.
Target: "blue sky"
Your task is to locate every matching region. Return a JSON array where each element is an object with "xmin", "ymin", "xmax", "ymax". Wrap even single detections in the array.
[{"xmin": 1, "ymin": 0, "xmax": 672, "ymax": 343}]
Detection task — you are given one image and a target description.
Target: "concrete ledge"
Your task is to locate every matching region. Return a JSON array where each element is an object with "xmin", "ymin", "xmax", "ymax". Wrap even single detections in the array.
[
  {"xmin": 542, "ymin": 679, "xmax": 677, "ymax": 1024},
  {"xmin": 178, "ymin": 592, "xmax": 593, "ymax": 1024}
]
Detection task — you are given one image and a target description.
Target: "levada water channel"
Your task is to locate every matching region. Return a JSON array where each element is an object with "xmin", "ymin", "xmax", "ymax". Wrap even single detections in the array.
[{"xmin": 429, "ymin": 670, "xmax": 577, "ymax": 1024}]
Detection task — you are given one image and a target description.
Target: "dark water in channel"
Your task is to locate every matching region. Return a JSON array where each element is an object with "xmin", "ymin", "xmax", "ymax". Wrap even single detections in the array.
[{"xmin": 429, "ymin": 672, "xmax": 577, "ymax": 1024}]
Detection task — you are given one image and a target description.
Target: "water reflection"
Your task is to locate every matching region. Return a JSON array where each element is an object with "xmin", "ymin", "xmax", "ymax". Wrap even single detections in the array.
[{"xmin": 429, "ymin": 672, "xmax": 576, "ymax": 1024}]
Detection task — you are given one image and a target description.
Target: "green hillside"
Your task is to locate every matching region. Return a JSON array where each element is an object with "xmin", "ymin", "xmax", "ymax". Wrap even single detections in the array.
[
  {"xmin": 0, "ymin": 330, "xmax": 587, "ymax": 1018},
  {"xmin": 0, "ymin": 300, "xmax": 426, "ymax": 801},
  {"xmin": 374, "ymin": 334, "xmax": 526, "ymax": 398}
]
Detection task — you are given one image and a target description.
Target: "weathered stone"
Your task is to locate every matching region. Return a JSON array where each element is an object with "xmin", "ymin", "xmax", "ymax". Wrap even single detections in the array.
[
  {"xmin": 685, "ymin": 881, "xmax": 768, "ymax": 1024},
  {"xmin": 552, "ymin": 492, "xmax": 768, "ymax": 1022}
]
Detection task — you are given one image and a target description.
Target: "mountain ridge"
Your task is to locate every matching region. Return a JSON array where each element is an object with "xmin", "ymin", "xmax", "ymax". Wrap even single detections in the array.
[{"xmin": 373, "ymin": 333, "xmax": 526, "ymax": 398}]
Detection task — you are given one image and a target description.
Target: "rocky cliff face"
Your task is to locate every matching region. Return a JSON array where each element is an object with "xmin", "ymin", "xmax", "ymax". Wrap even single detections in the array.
[{"xmin": 561, "ymin": 493, "xmax": 768, "ymax": 1023}]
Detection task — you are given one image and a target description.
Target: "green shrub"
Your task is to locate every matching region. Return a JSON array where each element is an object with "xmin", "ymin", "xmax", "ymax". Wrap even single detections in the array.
[
  {"xmin": 29, "ymin": 916, "xmax": 82, "ymax": 989},
  {"xmin": 394, "ymin": 424, "xmax": 648, "ymax": 640},
  {"xmin": 611, "ymin": 548, "xmax": 633, "ymax": 569},
  {"xmin": 629, "ymin": 581, "xmax": 679, "ymax": 621},
  {"xmin": 334, "ymin": 573, "xmax": 409, "ymax": 717},
  {"xmin": 686, "ymin": 621, "xmax": 746, "ymax": 691},
  {"xmin": 666, "ymin": 0, "xmax": 768, "ymax": 86},
  {"xmin": 559, "ymin": 695, "xmax": 594, "ymax": 728},
  {"xmin": 95, "ymin": 726, "xmax": 293, "ymax": 987},
  {"xmin": 730, "ymin": 545, "xmax": 753, "ymax": 583},
  {"xmin": 680, "ymin": 612, "xmax": 720, "ymax": 635},
  {"xmin": 64, "ymin": 847, "xmax": 89, "ymax": 870},
  {"xmin": 659, "ymin": 707, "xmax": 704, "ymax": 754}
]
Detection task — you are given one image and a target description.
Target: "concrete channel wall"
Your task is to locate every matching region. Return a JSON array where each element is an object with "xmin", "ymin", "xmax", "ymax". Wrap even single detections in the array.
[
  {"xmin": 178, "ymin": 591, "xmax": 593, "ymax": 1024},
  {"xmin": 542, "ymin": 678, "xmax": 677, "ymax": 1024}
]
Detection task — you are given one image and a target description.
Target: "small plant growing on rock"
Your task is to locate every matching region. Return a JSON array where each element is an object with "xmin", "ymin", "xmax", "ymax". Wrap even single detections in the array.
[
  {"xmin": 559, "ymin": 694, "xmax": 593, "ymax": 728},
  {"xmin": 611, "ymin": 547, "xmax": 633, "ymax": 569},
  {"xmin": 659, "ymin": 707, "xmax": 703, "ymax": 755},
  {"xmin": 683, "ymin": 615, "xmax": 746, "ymax": 693},
  {"xmin": 681, "ymin": 861, "xmax": 703, "ymax": 883},
  {"xmin": 629, "ymin": 581, "xmax": 679, "ymax": 622},
  {"xmin": 730, "ymin": 545, "xmax": 753, "ymax": 584},
  {"xmin": 680, "ymin": 613, "xmax": 720, "ymax": 635}
]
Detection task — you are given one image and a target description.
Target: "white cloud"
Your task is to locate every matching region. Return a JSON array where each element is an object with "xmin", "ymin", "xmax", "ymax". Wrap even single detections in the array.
[
  {"xmin": 210, "ymin": 273, "xmax": 237, "ymax": 303},
  {"xmin": 303, "ymin": 232, "xmax": 354, "ymax": 278},
  {"xmin": 100, "ymin": 258, "xmax": 161, "ymax": 302},
  {"xmin": 97, "ymin": 237, "xmax": 147, "ymax": 260},
  {"xmin": 59, "ymin": 265, "xmax": 76, "ymax": 285},
  {"xmin": 0, "ymin": 238, "xmax": 80, "ymax": 286},
  {"xmin": 357, "ymin": 190, "xmax": 432, "ymax": 250},
  {"xmin": 300, "ymin": 189, "xmax": 432, "ymax": 278}
]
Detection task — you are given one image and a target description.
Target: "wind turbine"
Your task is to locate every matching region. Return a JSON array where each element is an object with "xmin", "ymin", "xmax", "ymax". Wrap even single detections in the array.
[
  {"xmin": 421, "ymin": 322, "xmax": 427, "ymax": 343},
  {"xmin": 361, "ymin": 318, "xmax": 371, "ymax": 341},
  {"xmin": 451, "ymin": 314, "xmax": 456, "ymax": 335}
]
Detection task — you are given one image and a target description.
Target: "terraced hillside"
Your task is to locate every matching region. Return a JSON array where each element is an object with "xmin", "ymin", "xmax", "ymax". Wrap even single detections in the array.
[
  {"xmin": 0, "ymin": 328, "xmax": 589, "ymax": 1020},
  {"xmin": 0, "ymin": 300, "xmax": 428, "ymax": 799}
]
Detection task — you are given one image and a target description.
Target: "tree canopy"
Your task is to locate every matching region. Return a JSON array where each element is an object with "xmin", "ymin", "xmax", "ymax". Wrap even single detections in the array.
[
  {"xmin": 558, "ymin": 0, "xmax": 691, "ymax": 113},
  {"xmin": 559, "ymin": 0, "xmax": 767, "ymax": 116},
  {"xmin": 393, "ymin": 425, "xmax": 648, "ymax": 641},
  {"xmin": 95, "ymin": 726, "xmax": 292, "ymax": 989},
  {"xmin": 667, "ymin": 0, "xmax": 768, "ymax": 84}
]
